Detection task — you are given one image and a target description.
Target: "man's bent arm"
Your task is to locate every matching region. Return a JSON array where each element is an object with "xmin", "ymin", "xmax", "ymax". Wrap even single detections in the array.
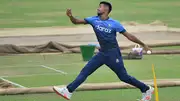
[
  {"xmin": 66, "ymin": 9, "xmax": 87, "ymax": 24},
  {"xmin": 122, "ymin": 31, "xmax": 145, "ymax": 46},
  {"xmin": 121, "ymin": 31, "xmax": 150, "ymax": 51},
  {"xmin": 69, "ymin": 16, "xmax": 87, "ymax": 24}
]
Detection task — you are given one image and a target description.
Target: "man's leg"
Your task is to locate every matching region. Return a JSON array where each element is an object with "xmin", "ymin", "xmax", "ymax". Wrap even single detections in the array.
[
  {"xmin": 67, "ymin": 52, "xmax": 105, "ymax": 92},
  {"xmin": 105, "ymin": 49, "xmax": 149, "ymax": 93}
]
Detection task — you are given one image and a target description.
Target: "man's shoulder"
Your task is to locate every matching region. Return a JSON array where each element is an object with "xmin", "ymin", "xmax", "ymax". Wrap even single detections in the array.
[
  {"xmin": 86, "ymin": 16, "xmax": 99, "ymax": 19},
  {"xmin": 110, "ymin": 19, "xmax": 121, "ymax": 24},
  {"xmin": 109, "ymin": 18, "xmax": 121, "ymax": 24},
  {"xmin": 92, "ymin": 16, "xmax": 99, "ymax": 18}
]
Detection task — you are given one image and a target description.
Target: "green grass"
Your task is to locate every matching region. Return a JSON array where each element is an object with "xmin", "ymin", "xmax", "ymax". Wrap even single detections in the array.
[
  {"xmin": 0, "ymin": 54, "xmax": 180, "ymax": 87},
  {"xmin": 152, "ymin": 46, "xmax": 180, "ymax": 50},
  {"xmin": 0, "ymin": 53, "xmax": 180, "ymax": 100},
  {"xmin": 0, "ymin": 87, "xmax": 180, "ymax": 101},
  {"xmin": 0, "ymin": 0, "xmax": 180, "ymax": 28}
]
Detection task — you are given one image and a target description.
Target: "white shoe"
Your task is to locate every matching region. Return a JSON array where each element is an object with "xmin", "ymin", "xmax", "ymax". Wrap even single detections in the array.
[
  {"xmin": 53, "ymin": 86, "xmax": 72, "ymax": 100},
  {"xmin": 141, "ymin": 86, "xmax": 154, "ymax": 101}
]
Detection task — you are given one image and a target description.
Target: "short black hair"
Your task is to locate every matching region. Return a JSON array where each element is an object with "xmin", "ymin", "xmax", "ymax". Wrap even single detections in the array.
[{"xmin": 100, "ymin": 1, "xmax": 112, "ymax": 13}]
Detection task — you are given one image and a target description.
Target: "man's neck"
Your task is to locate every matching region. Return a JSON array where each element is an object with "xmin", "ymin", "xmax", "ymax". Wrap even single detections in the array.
[{"xmin": 99, "ymin": 14, "xmax": 109, "ymax": 20}]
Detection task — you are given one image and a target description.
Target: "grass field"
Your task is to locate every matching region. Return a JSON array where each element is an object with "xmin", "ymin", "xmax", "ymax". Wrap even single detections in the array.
[
  {"xmin": 1, "ymin": 87, "xmax": 180, "ymax": 101},
  {"xmin": 0, "ymin": 52, "xmax": 180, "ymax": 101},
  {"xmin": 152, "ymin": 46, "xmax": 180, "ymax": 50},
  {"xmin": 0, "ymin": 0, "xmax": 180, "ymax": 28}
]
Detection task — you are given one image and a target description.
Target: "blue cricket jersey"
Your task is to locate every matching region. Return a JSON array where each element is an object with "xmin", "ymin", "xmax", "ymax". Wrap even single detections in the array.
[{"xmin": 84, "ymin": 16, "xmax": 126, "ymax": 51}]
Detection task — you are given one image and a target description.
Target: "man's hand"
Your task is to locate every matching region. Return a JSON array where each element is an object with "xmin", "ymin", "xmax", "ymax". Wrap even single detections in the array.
[
  {"xmin": 66, "ymin": 9, "xmax": 72, "ymax": 17},
  {"xmin": 143, "ymin": 44, "xmax": 152, "ymax": 52},
  {"xmin": 122, "ymin": 31, "xmax": 152, "ymax": 52},
  {"xmin": 66, "ymin": 8, "xmax": 87, "ymax": 24}
]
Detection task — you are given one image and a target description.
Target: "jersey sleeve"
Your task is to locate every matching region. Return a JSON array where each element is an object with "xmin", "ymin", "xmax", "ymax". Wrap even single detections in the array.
[
  {"xmin": 115, "ymin": 21, "xmax": 126, "ymax": 33},
  {"xmin": 84, "ymin": 16, "xmax": 95, "ymax": 25}
]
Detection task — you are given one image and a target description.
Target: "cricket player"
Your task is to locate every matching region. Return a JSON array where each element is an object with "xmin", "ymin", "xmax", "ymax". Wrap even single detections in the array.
[{"xmin": 53, "ymin": 1, "xmax": 154, "ymax": 101}]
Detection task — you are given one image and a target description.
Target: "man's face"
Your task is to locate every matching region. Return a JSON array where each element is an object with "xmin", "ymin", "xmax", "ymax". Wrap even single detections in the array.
[{"xmin": 97, "ymin": 4, "xmax": 109, "ymax": 16}]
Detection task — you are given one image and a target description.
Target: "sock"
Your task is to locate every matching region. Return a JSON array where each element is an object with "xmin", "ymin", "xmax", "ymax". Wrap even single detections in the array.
[
  {"xmin": 142, "ymin": 86, "xmax": 150, "ymax": 93},
  {"xmin": 67, "ymin": 86, "xmax": 73, "ymax": 93}
]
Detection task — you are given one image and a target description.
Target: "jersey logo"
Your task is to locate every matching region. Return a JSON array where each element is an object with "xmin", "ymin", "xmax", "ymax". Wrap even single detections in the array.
[
  {"xmin": 96, "ymin": 25, "xmax": 112, "ymax": 33},
  {"xmin": 116, "ymin": 58, "xmax": 119, "ymax": 63}
]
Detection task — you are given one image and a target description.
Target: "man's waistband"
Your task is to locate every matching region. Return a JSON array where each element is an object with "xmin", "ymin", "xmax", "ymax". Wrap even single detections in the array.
[{"xmin": 99, "ymin": 47, "xmax": 120, "ymax": 52}]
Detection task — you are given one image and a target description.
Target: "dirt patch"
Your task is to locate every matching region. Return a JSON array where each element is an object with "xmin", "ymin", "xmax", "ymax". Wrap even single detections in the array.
[
  {"xmin": 122, "ymin": 20, "xmax": 167, "ymax": 26},
  {"xmin": 1, "ymin": 21, "xmax": 179, "ymax": 37},
  {"xmin": 0, "ymin": 31, "xmax": 180, "ymax": 46},
  {"xmin": 0, "ymin": 23, "xmax": 180, "ymax": 47}
]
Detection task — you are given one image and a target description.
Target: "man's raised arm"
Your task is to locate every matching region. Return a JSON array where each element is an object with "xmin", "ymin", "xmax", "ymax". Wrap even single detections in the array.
[{"xmin": 66, "ymin": 9, "xmax": 87, "ymax": 24}]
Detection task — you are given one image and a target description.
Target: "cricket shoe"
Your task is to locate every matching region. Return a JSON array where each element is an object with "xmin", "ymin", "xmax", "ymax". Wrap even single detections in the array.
[
  {"xmin": 53, "ymin": 86, "xmax": 72, "ymax": 100},
  {"xmin": 141, "ymin": 86, "xmax": 154, "ymax": 101}
]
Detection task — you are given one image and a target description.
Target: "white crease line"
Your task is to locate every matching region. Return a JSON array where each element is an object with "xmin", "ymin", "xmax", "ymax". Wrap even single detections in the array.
[
  {"xmin": 1, "ymin": 70, "xmax": 113, "ymax": 78},
  {"xmin": 0, "ymin": 77, "xmax": 26, "ymax": 88},
  {"xmin": 40, "ymin": 65, "xmax": 67, "ymax": 74},
  {"xmin": 1, "ymin": 73, "xmax": 61, "ymax": 78},
  {"xmin": 0, "ymin": 62, "xmax": 84, "ymax": 68}
]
